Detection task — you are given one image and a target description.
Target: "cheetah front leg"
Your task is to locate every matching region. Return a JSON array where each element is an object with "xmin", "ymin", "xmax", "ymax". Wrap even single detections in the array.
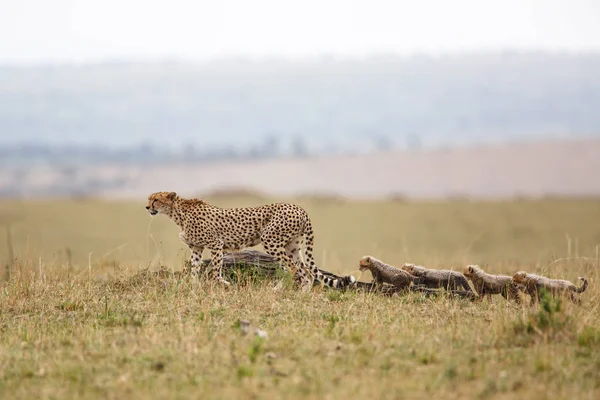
[
  {"xmin": 500, "ymin": 284, "xmax": 521, "ymax": 304},
  {"xmin": 188, "ymin": 246, "xmax": 205, "ymax": 278},
  {"xmin": 179, "ymin": 232, "xmax": 205, "ymax": 277},
  {"xmin": 529, "ymin": 288, "xmax": 540, "ymax": 305},
  {"xmin": 479, "ymin": 289, "xmax": 492, "ymax": 302},
  {"xmin": 458, "ymin": 277, "xmax": 474, "ymax": 292},
  {"xmin": 206, "ymin": 241, "xmax": 230, "ymax": 286},
  {"xmin": 509, "ymin": 284, "xmax": 522, "ymax": 304}
]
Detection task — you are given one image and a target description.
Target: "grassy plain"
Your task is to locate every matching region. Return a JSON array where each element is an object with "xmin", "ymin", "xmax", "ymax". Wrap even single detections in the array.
[{"xmin": 0, "ymin": 196, "xmax": 599, "ymax": 399}]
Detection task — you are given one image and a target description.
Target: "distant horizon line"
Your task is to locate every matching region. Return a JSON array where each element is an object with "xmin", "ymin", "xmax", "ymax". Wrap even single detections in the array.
[
  {"xmin": 1, "ymin": 135, "xmax": 598, "ymax": 152},
  {"xmin": 2, "ymin": 47, "xmax": 600, "ymax": 68}
]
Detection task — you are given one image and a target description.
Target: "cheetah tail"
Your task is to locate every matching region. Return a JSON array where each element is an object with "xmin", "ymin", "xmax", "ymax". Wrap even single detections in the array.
[
  {"xmin": 304, "ymin": 221, "xmax": 355, "ymax": 289},
  {"xmin": 576, "ymin": 277, "xmax": 588, "ymax": 293}
]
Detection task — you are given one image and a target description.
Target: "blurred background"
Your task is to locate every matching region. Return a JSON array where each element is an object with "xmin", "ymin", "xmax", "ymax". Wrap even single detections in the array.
[
  {"xmin": 1, "ymin": 0, "xmax": 600, "ymax": 274},
  {"xmin": 1, "ymin": 0, "xmax": 600, "ymax": 200}
]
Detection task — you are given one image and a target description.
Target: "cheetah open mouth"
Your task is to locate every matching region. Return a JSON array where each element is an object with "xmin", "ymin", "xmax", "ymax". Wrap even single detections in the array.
[{"xmin": 148, "ymin": 209, "xmax": 158, "ymax": 216}]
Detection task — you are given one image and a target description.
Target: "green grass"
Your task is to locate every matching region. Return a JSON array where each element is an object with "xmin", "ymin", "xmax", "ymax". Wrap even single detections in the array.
[{"xmin": 0, "ymin": 196, "xmax": 599, "ymax": 399}]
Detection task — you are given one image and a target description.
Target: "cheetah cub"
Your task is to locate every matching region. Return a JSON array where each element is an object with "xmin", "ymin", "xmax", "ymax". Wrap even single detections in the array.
[
  {"xmin": 358, "ymin": 256, "xmax": 422, "ymax": 290},
  {"xmin": 463, "ymin": 265, "xmax": 521, "ymax": 303},
  {"xmin": 512, "ymin": 271, "xmax": 588, "ymax": 305},
  {"xmin": 401, "ymin": 263, "xmax": 474, "ymax": 292}
]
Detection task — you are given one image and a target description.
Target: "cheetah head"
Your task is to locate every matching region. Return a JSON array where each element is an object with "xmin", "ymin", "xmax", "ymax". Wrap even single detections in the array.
[
  {"xmin": 463, "ymin": 264, "xmax": 480, "ymax": 277},
  {"xmin": 512, "ymin": 271, "xmax": 528, "ymax": 284},
  {"xmin": 146, "ymin": 191, "xmax": 177, "ymax": 216},
  {"xmin": 358, "ymin": 256, "xmax": 372, "ymax": 271}
]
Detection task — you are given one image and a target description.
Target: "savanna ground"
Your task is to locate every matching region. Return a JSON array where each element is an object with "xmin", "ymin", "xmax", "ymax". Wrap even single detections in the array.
[{"xmin": 0, "ymin": 195, "xmax": 599, "ymax": 399}]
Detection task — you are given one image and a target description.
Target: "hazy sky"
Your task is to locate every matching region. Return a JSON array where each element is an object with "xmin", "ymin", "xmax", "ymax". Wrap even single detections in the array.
[{"xmin": 1, "ymin": 0, "xmax": 599, "ymax": 64}]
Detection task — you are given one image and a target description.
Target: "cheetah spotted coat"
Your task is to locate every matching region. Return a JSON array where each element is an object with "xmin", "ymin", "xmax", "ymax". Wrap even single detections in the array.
[{"xmin": 146, "ymin": 191, "xmax": 354, "ymax": 289}]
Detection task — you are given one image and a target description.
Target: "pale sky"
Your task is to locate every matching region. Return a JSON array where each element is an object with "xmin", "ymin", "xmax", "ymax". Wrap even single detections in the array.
[{"xmin": 1, "ymin": 0, "xmax": 599, "ymax": 64}]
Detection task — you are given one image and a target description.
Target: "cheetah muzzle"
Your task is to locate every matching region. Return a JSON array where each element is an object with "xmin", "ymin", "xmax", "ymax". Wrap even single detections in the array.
[{"xmin": 146, "ymin": 207, "xmax": 158, "ymax": 216}]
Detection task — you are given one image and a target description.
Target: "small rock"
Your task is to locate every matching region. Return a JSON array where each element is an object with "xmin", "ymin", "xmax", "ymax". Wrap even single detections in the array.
[
  {"xmin": 254, "ymin": 328, "xmax": 268, "ymax": 339},
  {"xmin": 151, "ymin": 361, "xmax": 165, "ymax": 372},
  {"xmin": 239, "ymin": 319, "xmax": 250, "ymax": 336}
]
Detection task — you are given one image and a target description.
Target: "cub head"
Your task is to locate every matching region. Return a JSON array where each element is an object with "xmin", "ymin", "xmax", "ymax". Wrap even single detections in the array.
[
  {"xmin": 146, "ymin": 191, "xmax": 177, "ymax": 216},
  {"xmin": 512, "ymin": 271, "xmax": 529, "ymax": 284},
  {"xmin": 401, "ymin": 263, "xmax": 416, "ymax": 274},
  {"xmin": 358, "ymin": 256, "xmax": 373, "ymax": 271},
  {"xmin": 463, "ymin": 264, "xmax": 480, "ymax": 277}
]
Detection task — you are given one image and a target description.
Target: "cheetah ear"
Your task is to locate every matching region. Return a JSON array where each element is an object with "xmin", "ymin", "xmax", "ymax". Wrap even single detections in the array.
[
  {"xmin": 468, "ymin": 266, "xmax": 473, "ymax": 273},
  {"xmin": 168, "ymin": 192, "xmax": 177, "ymax": 201}
]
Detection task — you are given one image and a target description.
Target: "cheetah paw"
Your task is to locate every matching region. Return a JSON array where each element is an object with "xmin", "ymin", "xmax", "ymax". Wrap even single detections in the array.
[
  {"xmin": 272, "ymin": 280, "xmax": 284, "ymax": 292},
  {"xmin": 216, "ymin": 277, "xmax": 231, "ymax": 286},
  {"xmin": 300, "ymin": 282, "xmax": 313, "ymax": 293}
]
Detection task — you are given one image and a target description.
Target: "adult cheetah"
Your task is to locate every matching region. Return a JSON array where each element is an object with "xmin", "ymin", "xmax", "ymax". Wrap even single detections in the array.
[{"xmin": 146, "ymin": 191, "xmax": 355, "ymax": 290}]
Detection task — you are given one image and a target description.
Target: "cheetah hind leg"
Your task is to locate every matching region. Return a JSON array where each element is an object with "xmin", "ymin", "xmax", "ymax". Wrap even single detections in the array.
[
  {"xmin": 569, "ymin": 292, "xmax": 582, "ymax": 305},
  {"xmin": 262, "ymin": 234, "xmax": 303, "ymax": 288},
  {"xmin": 281, "ymin": 249, "xmax": 312, "ymax": 292},
  {"xmin": 297, "ymin": 263, "xmax": 315, "ymax": 292},
  {"xmin": 286, "ymin": 238, "xmax": 314, "ymax": 292},
  {"xmin": 266, "ymin": 245, "xmax": 312, "ymax": 292}
]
